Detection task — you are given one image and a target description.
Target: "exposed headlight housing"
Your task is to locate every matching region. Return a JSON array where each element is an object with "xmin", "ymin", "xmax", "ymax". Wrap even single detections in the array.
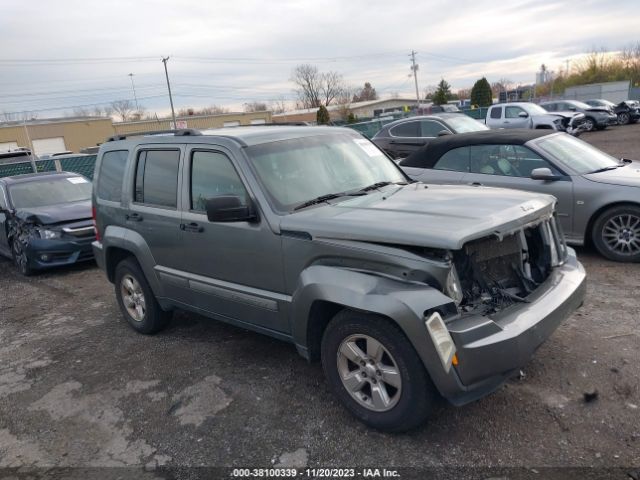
[
  {"xmin": 445, "ymin": 266, "xmax": 463, "ymax": 305},
  {"xmin": 425, "ymin": 312, "xmax": 457, "ymax": 373},
  {"xmin": 38, "ymin": 228, "xmax": 61, "ymax": 239}
]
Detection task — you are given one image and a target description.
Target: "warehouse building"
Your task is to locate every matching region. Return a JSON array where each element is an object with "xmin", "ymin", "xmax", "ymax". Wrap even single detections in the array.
[{"xmin": 0, "ymin": 111, "xmax": 272, "ymax": 155}]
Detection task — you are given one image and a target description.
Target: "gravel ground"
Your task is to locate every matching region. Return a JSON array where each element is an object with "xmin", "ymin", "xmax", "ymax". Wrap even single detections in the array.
[{"xmin": 0, "ymin": 125, "xmax": 638, "ymax": 479}]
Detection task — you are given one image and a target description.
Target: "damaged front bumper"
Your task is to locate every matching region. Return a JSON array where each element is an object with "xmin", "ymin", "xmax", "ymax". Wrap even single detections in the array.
[
  {"xmin": 24, "ymin": 236, "xmax": 95, "ymax": 270},
  {"xmin": 436, "ymin": 248, "xmax": 586, "ymax": 405}
]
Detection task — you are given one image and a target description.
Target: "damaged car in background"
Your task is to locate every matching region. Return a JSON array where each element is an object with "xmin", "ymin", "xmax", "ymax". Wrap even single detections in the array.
[
  {"xmin": 92, "ymin": 127, "xmax": 586, "ymax": 431},
  {"xmin": 0, "ymin": 172, "xmax": 95, "ymax": 275}
]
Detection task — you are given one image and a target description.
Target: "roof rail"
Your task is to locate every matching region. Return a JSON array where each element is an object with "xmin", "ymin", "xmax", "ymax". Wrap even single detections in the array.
[{"xmin": 106, "ymin": 129, "xmax": 202, "ymax": 142}]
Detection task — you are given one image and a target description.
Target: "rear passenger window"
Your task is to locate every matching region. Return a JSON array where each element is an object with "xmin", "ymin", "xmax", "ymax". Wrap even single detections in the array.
[
  {"xmin": 191, "ymin": 151, "xmax": 248, "ymax": 212},
  {"xmin": 490, "ymin": 107, "xmax": 502, "ymax": 119},
  {"xmin": 434, "ymin": 147, "xmax": 470, "ymax": 172},
  {"xmin": 96, "ymin": 150, "xmax": 128, "ymax": 202},
  {"xmin": 134, "ymin": 149, "xmax": 180, "ymax": 208},
  {"xmin": 390, "ymin": 121, "xmax": 419, "ymax": 137}
]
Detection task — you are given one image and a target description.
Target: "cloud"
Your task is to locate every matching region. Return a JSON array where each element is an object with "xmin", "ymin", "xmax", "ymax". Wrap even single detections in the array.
[{"xmin": 0, "ymin": 0, "xmax": 637, "ymax": 116}]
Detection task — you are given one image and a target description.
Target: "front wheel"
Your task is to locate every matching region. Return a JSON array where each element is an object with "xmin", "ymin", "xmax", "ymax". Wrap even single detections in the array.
[
  {"xmin": 592, "ymin": 205, "xmax": 640, "ymax": 262},
  {"xmin": 11, "ymin": 238, "xmax": 33, "ymax": 276},
  {"xmin": 321, "ymin": 310, "xmax": 437, "ymax": 432},
  {"xmin": 114, "ymin": 257, "xmax": 171, "ymax": 334},
  {"xmin": 583, "ymin": 117, "xmax": 595, "ymax": 131},
  {"xmin": 617, "ymin": 112, "xmax": 631, "ymax": 125}
]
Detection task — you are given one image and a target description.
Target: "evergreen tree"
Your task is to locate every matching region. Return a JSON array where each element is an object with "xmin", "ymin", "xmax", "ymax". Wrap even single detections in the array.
[
  {"xmin": 316, "ymin": 105, "xmax": 330, "ymax": 124},
  {"xmin": 432, "ymin": 79, "xmax": 452, "ymax": 105},
  {"xmin": 470, "ymin": 77, "xmax": 493, "ymax": 107}
]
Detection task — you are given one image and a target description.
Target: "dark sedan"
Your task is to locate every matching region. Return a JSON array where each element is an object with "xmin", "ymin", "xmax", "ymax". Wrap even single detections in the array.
[
  {"xmin": 586, "ymin": 99, "xmax": 640, "ymax": 125},
  {"xmin": 0, "ymin": 172, "xmax": 95, "ymax": 275},
  {"xmin": 399, "ymin": 129, "xmax": 640, "ymax": 262},
  {"xmin": 371, "ymin": 113, "xmax": 488, "ymax": 159}
]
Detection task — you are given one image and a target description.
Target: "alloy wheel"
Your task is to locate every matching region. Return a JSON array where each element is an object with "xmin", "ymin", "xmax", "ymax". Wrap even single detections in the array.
[
  {"xmin": 583, "ymin": 118, "xmax": 595, "ymax": 131},
  {"xmin": 120, "ymin": 274, "xmax": 146, "ymax": 322},
  {"xmin": 336, "ymin": 334, "xmax": 402, "ymax": 412},
  {"xmin": 618, "ymin": 112, "xmax": 630, "ymax": 125},
  {"xmin": 602, "ymin": 214, "xmax": 640, "ymax": 256}
]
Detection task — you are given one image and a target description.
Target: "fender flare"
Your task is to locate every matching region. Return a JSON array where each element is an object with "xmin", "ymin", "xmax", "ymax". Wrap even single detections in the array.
[
  {"xmin": 103, "ymin": 226, "xmax": 165, "ymax": 298},
  {"xmin": 290, "ymin": 265, "xmax": 458, "ymax": 394}
]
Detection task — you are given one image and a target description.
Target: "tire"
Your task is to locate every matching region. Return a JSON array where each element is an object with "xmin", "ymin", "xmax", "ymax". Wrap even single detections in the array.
[
  {"xmin": 114, "ymin": 257, "xmax": 171, "ymax": 334},
  {"xmin": 592, "ymin": 205, "xmax": 640, "ymax": 262},
  {"xmin": 10, "ymin": 238, "xmax": 33, "ymax": 276},
  {"xmin": 583, "ymin": 117, "xmax": 595, "ymax": 132},
  {"xmin": 321, "ymin": 310, "xmax": 437, "ymax": 432},
  {"xmin": 617, "ymin": 112, "xmax": 631, "ymax": 125}
]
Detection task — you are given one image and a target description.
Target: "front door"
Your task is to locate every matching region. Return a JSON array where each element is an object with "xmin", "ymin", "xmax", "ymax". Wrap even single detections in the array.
[
  {"xmin": 179, "ymin": 146, "xmax": 288, "ymax": 333},
  {"xmin": 462, "ymin": 144, "xmax": 574, "ymax": 235},
  {"xmin": 502, "ymin": 105, "xmax": 530, "ymax": 129}
]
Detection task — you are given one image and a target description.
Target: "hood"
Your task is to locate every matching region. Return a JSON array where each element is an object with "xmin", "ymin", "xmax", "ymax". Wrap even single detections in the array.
[
  {"xmin": 14, "ymin": 200, "xmax": 92, "ymax": 225},
  {"xmin": 583, "ymin": 161, "xmax": 640, "ymax": 188},
  {"xmin": 546, "ymin": 112, "xmax": 583, "ymax": 119},
  {"xmin": 585, "ymin": 107, "xmax": 611, "ymax": 115},
  {"xmin": 280, "ymin": 184, "xmax": 555, "ymax": 250}
]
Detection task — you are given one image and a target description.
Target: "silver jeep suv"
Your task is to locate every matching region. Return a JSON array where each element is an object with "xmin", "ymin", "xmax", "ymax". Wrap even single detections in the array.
[{"xmin": 92, "ymin": 126, "xmax": 586, "ymax": 431}]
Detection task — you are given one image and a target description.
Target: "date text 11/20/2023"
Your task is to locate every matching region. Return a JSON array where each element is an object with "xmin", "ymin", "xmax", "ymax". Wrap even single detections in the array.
[{"xmin": 230, "ymin": 468, "xmax": 400, "ymax": 478}]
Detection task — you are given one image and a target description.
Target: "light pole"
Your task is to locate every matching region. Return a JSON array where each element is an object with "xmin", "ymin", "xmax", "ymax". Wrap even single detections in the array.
[
  {"xmin": 162, "ymin": 57, "xmax": 177, "ymax": 128},
  {"xmin": 128, "ymin": 73, "xmax": 139, "ymax": 112},
  {"xmin": 410, "ymin": 50, "xmax": 420, "ymax": 109}
]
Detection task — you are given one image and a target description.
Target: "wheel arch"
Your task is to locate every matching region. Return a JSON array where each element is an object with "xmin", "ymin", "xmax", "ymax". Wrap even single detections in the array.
[{"xmin": 585, "ymin": 200, "xmax": 640, "ymax": 246}]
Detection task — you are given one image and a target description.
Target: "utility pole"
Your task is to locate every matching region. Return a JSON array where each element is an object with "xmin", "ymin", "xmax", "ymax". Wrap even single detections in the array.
[
  {"xmin": 565, "ymin": 59, "xmax": 570, "ymax": 76},
  {"xmin": 410, "ymin": 50, "xmax": 421, "ymax": 109},
  {"xmin": 162, "ymin": 57, "xmax": 177, "ymax": 128},
  {"xmin": 22, "ymin": 114, "xmax": 37, "ymax": 171},
  {"xmin": 128, "ymin": 73, "xmax": 139, "ymax": 112}
]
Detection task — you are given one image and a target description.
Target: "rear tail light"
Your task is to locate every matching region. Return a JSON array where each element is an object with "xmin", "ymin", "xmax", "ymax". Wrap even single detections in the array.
[{"xmin": 92, "ymin": 205, "xmax": 100, "ymax": 241}]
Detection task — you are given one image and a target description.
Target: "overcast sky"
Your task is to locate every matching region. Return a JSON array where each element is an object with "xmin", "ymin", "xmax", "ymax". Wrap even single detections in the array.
[{"xmin": 1, "ymin": 0, "xmax": 638, "ymax": 118}]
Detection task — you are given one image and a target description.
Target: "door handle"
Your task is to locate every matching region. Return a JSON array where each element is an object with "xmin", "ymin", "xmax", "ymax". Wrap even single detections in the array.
[
  {"xmin": 125, "ymin": 213, "xmax": 143, "ymax": 222},
  {"xmin": 180, "ymin": 222, "xmax": 204, "ymax": 233},
  {"xmin": 468, "ymin": 182, "xmax": 483, "ymax": 186}
]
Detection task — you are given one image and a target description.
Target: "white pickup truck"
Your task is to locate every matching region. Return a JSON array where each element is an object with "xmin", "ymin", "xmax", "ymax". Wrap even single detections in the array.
[{"xmin": 485, "ymin": 102, "xmax": 585, "ymax": 135}]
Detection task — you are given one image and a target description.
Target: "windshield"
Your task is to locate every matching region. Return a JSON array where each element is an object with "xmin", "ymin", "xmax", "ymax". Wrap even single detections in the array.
[
  {"xmin": 446, "ymin": 115, "xmax": 489, "ymax": 133},
  {"xmin": 535, "ymin": 134, "xmax": 620, "ymax": 174},
  {"xmin": 246, "ymin": 133, "xmax": 407, "ymax": 212},
  {"xmin": 8, "ymin": 176, "xmax": 91, "ymax": 209},
  {"xmin": 521, "ymin": 103, "xmax": 549, "ymax": 115},
  {"xmin": 570, "ymin": 101, "xmax": 593, "ymax": 110}
]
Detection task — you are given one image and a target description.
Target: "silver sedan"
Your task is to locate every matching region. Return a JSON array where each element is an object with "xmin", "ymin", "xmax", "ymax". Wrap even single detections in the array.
[{"xmin": 400, "ymin": 129, "xmax": 640, "ymax": 262}]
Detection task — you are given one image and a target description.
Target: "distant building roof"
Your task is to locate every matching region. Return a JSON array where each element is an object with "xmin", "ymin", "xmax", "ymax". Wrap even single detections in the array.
[
  {"xmin": 0, "ymin": 116, "xmax": 110, "ymax": 128},
  {"xmin": 273, "ymin": 98, "xmax": 418, "ymax": 117}
]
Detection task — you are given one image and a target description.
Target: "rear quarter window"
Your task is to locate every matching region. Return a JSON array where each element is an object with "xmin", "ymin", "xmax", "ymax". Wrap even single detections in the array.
[
  {"xmin": 96, "ymin": 150, "xmax": 129, "ymax": 202},
  {"xmin": 490, "ymin": 107, "xmax": 502, "ymax": 119}
]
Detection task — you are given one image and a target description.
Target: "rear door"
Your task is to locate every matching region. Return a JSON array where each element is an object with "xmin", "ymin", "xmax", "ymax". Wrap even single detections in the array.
[
  {"xmin": 387, "ymin": 120, "xmax": 425, "ymax": 157},
  {"xmin": 126, "ymin": 145, "xmax": 189, "ymax": 302},
  {"xmin": 462, "ymin": 144, "xmax": 574, "ymax": 234}
]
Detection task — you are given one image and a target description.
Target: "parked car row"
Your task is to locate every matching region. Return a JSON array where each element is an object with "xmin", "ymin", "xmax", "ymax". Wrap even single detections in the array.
[{"xmin": 1, "ymin": 123, "xmax": 636, "ymax": 433}]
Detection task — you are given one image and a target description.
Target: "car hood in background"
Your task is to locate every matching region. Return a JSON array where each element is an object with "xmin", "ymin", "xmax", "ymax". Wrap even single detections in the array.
[
  {"xmin": 14, "ymin": 200, "xmax": 92, "ymax": 225},
  {"xmin": 583, "ymin": 161, "xmax": 640, "ymax": 188},
  {"xmin": 281, "ymin": 184, "xmax": 555, "ymax": 250}
]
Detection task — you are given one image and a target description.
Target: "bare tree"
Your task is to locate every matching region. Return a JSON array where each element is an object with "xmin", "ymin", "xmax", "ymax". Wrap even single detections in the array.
[
  {"xmin": 270, "ymin": 96, "xmax": 289, "ymax": 114},
  {"xmin": 291, "ymin": 64, "xmax": 323, "ymax": 108},
  {"xmin": 244, "ymin": 101, "xmax": 268, "ymax": 112},
  {"xmin": 111, "ymin": 100, "xmax": 135, "ymax": 122},
  {"xmin": 177, "ymin": 105, "xmax": 230, "ymax": 116},
  {"xmin": 291, "ymin": 64, "xmax": 346, "ymax": 108},
  {"xmin": 320, "ymin": 71, "xmax": 345, "ymax": 106}
]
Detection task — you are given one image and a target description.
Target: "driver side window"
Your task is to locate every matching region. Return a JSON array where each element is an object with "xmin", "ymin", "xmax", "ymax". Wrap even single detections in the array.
[{"xmin": 190, "ymin": 151, "xmax": 248, "ymax": 212}]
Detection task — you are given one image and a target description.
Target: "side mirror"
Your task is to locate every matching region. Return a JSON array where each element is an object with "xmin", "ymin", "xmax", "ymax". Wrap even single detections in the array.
[
  {"xmin": 437, "ymin": 130, "xmax": 452, "ymax": 137},
  {"xmin": 205, "ymin": 195, "xmax": 257, "ymax": 222},
  {"xmin": 518, "ymin": 112, "xmax": 529, "ymax": 118},
  {"xmin": 530, "ymin": 167, "xmax": 559, "ymax": 181}
]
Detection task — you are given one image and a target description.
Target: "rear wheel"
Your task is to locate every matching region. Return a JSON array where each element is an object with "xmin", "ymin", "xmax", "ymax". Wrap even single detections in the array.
[
  {"xmin": 321, "ymin": 310, "xmax": 437, "ymax": 432},
  {"xmin": 592, "ymin": 205, "xmax": 640, "ymax": 262},
  {"xmin": 114, "ymin": 257, "xmax": 171, "ymax": 334},
  {"xmin": 11, "ymin": 238, "xmax": 33, "ymax": 276},
  {"xmin": 617, "ymin": 112, "xmax": 631, "ymax": 125}
]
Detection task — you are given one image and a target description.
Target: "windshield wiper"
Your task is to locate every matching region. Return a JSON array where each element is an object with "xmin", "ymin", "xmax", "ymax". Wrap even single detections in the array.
[
  {"xmin": 358, "ymin": 181, "xmax": 407, "ymax": 192},
  {"xmin": 293, "ymin": 192, "xmax": 365, "ymax": 211},
  {"xmin": 589, "ymin": 163, "xmax": 624, "ymax": 174}
]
